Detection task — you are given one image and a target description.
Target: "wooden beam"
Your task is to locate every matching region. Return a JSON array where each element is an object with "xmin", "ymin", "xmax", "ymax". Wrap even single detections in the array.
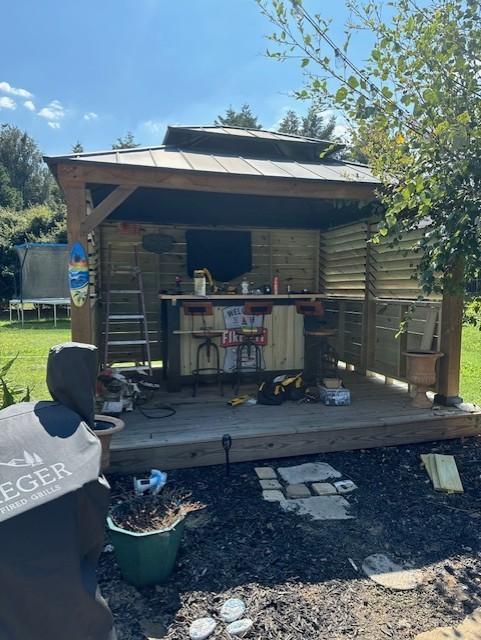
[
  {"xmin": 360, "ymin": 224, "xmax": 377, "ymax": 373},
  {"xmin": 54, "ymin": 161, "xmax": 377, "ymax": 202},
  {"xmin": 64, "ymin": 183, "xmax": 93, "ymax": 344},
  {"xmin": 81, "ymin": 186, "xmax": 136, "ymax": 234},
  {"xmin": 436, "ymin": 259, "xmax": 464, "ymax": 405}
]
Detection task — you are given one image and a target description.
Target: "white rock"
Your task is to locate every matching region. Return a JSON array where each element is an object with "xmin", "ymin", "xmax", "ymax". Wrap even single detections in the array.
[
  {"xmin": 227, "ymin": 618, "xmax": 254, "ymax": 637},
  {"xmin": 278, "ymin": 462, "xmax": 341, "ymax": 485},
  {"xmin": 220, "ymin": 598, "xmax": 246, "ymax": 623},
  {"xmin": 281, "ymin": 495, "xmax": 353, "ymax": 520},
  {"xmin": 189, "ymin": 617, "xmax": 217, "ymax": 640},
  {"xmin": 362, "ymin": 554, "xmax": 423, "ymax": 591},
  {"xmin": 334, "ymin": 480, "xmax": 357, "ymax": 494}
]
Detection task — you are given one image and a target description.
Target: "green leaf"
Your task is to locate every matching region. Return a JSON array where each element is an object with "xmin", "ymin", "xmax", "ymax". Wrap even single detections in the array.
[
  {"xmin": 335, "ymin": 86, "xmax": 348, "ymax": 102},
  {"xmin": 301, "ymin": 58, "xmax": 309, "ymax": 67},
  {"xmin": 347, "ymin": 75, "xmax": 359, "ymax": 89}
]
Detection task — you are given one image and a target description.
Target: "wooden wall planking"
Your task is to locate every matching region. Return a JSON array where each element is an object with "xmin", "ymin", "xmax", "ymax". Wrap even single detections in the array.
[
  {"xmin": 179, "ymin": 304, "xmax": 305, "ymax": 374},
  {"xmin": 99, "ymin": 222, "xmax": 319, "ymax": 365}
]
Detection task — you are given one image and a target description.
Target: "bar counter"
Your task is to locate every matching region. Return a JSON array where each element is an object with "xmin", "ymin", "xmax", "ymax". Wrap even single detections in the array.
[{"xmin": 159, "ymin": 293, "xmax": 324, "ymax": 391}]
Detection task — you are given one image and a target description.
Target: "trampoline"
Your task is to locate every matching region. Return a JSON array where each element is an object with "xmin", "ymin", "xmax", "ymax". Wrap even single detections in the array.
[{"xmin": 11, "ymin": 243, "xmax": 71, "ymax": 326}]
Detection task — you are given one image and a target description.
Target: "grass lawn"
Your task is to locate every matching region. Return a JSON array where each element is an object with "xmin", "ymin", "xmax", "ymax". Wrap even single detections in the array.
[
  {"xmin": 460, "ymin": 324, "xmax": 481, "ymax": 405},
  {"xmin": 1, "ymin": 314, "xmax": 480, "ymax": 404},
  {"xmin": 0, "ymin": 316, "xmax": 71, "ymax": 401}
]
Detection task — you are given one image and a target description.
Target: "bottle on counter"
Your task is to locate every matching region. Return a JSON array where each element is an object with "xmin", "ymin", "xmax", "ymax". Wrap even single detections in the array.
[
  {"xmin": 240, "ymin": 277, "xmax": 249, "ymax": 295},
  {"xmin": 273, "ymin": 273, "xmax": 280, "ymax": 295}
]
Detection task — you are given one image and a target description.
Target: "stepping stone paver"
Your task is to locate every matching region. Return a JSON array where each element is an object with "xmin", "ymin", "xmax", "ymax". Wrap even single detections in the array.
[
  {"xmin": 334, "ymin": 480, "xmax": 357, "ymax": 494},
  {"xmin": 262, "ymin": 490, "xmax": 284, "ymax": 502},
  {"xmin": 259, "ymin": 479, "xmax": 282, "ymax": 490},
  {"xmin": 281, "ymin": 495, "xmax": 353, "ymax": 520},
  {"xmin": 312, "ymin": 482, "xmax": 337, "ymax": 496},
  {"xmin": 362, "ymin": 553, "xmax": 423, "ymax": 590},
  {"xmin": 278, "ymin": 462, "xmax": 341, "ymax": 484},
  {"xmin": 255, "ymin": 466, "xmax": 277, "ymax": 480},
  {"xmin": 285, "ymin": 483, "xmax": 312, "ymax": 499}
]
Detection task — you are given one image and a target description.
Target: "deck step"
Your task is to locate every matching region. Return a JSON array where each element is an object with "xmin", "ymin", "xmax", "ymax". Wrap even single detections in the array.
[
  {"xmin": 107, "ymin": 339, "xmax": 148, "ymax": 346},
  {"xmin": 108, "ymin": 314, "xmax": 144, "ymax": 320}
]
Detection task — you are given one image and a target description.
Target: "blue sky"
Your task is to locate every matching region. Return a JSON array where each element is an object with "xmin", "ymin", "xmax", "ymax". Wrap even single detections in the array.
[{"xmin": 0, "ymin": 1, "xmax": 365, "ymax": 155}]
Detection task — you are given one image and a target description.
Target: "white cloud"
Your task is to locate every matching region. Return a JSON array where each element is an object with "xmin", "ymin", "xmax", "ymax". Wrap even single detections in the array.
[
  {"xmin": 0, "ymin": 96, "xmax": 16, "ymax": 110},
  {"xmin": 83, "ymin": 111, "xmax": 98, "ymax": 121},
  {"xmin": 0, "ymin": 81, "xmax": 33, "ymax": 99},
  {"xmin": 38, "ymin": 99, "xmax": 66, "ymax": 128},
  {"xmin": 23, "ymin": 99, "xmax": 36, "ymax": 112}
]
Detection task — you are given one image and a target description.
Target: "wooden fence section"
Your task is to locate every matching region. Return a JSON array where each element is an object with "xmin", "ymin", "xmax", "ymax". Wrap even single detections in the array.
[
  {"xmin": 325, "ymin": 298, "xmax": 441, "ymax": 381},
  {"xmin": 98, "ymin": 222, "xmax": 319, "ymax": 365},
  {"xmin": 319, "ymin": 222, "xmax": 368, "ymax": 297}
]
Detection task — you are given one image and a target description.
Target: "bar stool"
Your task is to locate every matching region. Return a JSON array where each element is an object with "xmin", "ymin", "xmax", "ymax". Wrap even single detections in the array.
[
  {"xmin": 234, "ymin": 301, "xmax": 272, "ymax": 394},
  {"xmin": 183, "ymin": 301, "xmax": 223, "ymax": 397},
  {"xmin": 296, "ymin": 300, "xmax": 338, "ymax": 384}
]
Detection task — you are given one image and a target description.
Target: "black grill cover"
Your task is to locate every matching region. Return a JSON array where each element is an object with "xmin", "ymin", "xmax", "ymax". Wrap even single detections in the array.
[{"xmin": 0, "ymin": 343, "xmax": 116, "ymax": 640}]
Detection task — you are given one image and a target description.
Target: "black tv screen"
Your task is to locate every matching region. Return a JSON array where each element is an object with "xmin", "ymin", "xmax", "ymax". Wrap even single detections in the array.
[{"xmin": 186, "ymin": 230, "xmax": 252, "ymax": 282}]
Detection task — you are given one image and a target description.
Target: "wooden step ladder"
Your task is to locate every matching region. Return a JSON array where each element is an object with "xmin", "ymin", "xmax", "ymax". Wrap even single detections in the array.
[{"xmin": 103, "ymin": 245, "xmax": 152, "ymax": 373}]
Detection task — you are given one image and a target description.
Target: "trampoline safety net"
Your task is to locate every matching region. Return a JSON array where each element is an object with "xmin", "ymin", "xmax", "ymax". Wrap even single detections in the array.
[{"xmin": 15, "ymin": 243, "xmax": 70, "ymax": 299}]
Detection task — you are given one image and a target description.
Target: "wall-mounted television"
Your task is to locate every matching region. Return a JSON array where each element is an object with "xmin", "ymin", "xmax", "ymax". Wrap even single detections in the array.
[{"xmin": 186, "ymin": 230, "xmax": 252, "ymax": 282}]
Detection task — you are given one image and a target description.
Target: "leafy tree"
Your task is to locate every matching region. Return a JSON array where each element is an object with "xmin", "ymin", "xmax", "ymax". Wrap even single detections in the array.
[
  {"xmin": 0, "ymin": 165, "xmax": 22, "ymax": 209},
  {"xmin": 112, "ymin": 132, "xmax": 140, "ymax": 149},
  {"xmin": 72, "ymin": 141, "xmax": 84, "ymax": 153},
  {"xmin": 215, "ymin": 104, "xmax": 262, "ymax": 129},
  {"xmin": 0, "ymin": 124, "xmax": 54, "ymax": 208},
  {"xmin": 259, "ymin": 0, "xmax": 481, "ymax": 294},
  {"xmin": 0, "ymin": 204, "xmax": 66, "ymax": 301},
  {"xmin": 278, "ymin": 109, "xmax": 302, "ymax": 135}
]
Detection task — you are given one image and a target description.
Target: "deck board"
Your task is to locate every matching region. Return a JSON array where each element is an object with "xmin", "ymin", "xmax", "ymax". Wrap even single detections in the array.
[{"xmin": 110, "ymin": 371, "xmax": 481, "ymax": 472}]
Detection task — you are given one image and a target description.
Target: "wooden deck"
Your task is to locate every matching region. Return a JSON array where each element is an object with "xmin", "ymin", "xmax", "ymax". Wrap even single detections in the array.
[{"xmin": 110, "ymin": 371, "xmax": 481, "ymax": 473}]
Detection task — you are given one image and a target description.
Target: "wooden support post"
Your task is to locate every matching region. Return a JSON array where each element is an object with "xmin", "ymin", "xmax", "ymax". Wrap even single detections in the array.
[
  {"xmin": 360, "ymin": 224, "xmax": 376, "ymax": 375},
  {"xmin": 64, "ymin": 183, "xmax": 93, "ymax": 344},
  {"xmin": 435, "ymin": 261, "xmax": 464, "ymax": 405}
]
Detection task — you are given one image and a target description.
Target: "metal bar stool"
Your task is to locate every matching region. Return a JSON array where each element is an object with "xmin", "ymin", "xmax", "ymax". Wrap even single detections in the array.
[
  {"xmin": 234, "ymin": 301, "xmax": 272, "ymax": 394},
  {"xmin": 296, "ymin": 300, "xmax": 337, "ymax": 384},
  {"xmin": 183, "ymin": 301, "xmax": 223, "ymax": 397}
]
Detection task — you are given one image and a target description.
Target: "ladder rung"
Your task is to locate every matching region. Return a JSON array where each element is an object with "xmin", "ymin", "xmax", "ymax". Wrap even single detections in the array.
[
  {"xmin": 112, "ymin": 365, "xmax": 151, "ymax": 372},
  {"xmin": 112, "ymin": 269, "xmax": 140, "ymax": 275},
  {"xmin": 108, "ymin": 314, "xmax": 144, "ymax": 320},
  {"xmin": 109, "ymin": 290, "xmax": 142, "ymax": 294},
  {"xmin": 107, "ymin": 340, "xmax": 148, "ymax": 346}
]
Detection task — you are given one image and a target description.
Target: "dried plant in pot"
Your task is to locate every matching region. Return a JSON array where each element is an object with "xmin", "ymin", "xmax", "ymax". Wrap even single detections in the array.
[
  {"xmin": 403, "ymin": 350, "xmax": 444, "ymax": 408},
  {"xmin": 107, "ymin": 490, "xmax": 204, "ymax": 587}
]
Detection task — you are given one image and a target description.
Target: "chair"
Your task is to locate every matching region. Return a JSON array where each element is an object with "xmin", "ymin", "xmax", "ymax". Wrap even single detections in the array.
[
  {"xmin": 234, "ymin": 301, "xmax": 272, "ymax": 394},
  {"xmin": 296, "ymin": 300, "xmax": 337, "ymax": 383},
  {"xmin": 183, "ymin": 301, "xmax": 223, "ymax": 397}
]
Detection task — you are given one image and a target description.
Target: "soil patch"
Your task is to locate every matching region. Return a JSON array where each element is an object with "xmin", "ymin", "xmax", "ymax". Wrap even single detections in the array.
[{"xmin": 100, "ymin": 436, "xmax": 481, "ymax": 639}]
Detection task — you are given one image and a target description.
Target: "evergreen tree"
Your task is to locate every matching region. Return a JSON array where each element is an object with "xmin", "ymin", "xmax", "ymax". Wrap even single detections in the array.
[
  {"xmin": 72, "ymin": 141, "xmax": 84, "ymax": 153},
  {"xmin": 278, "ymin": 109, "xmax": 302, "ymax": 135},
  {"xmin": 215, "ymin": 104, "xmax": 262, "ymax": 129},
  {"xmin": 112, "ymin": 132, "xmax": 140, "ymax": 149},
  {"xmin": 301, "ymin": 105, "xmax": 336, "ymax": 140}
]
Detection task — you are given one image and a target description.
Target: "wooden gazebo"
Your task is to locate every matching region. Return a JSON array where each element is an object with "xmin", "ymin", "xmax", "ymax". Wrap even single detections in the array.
[{"xmin": 45, "ymin": 125, "xmax": 480, "ymax": 472}]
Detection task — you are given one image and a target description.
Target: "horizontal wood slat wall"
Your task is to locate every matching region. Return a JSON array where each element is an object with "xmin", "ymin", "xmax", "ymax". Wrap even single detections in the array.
[
  {"xmin": 319, "ymin": 219, "xmax": 442, "ymax": 381},
  {"xmin": 99, "ymin": 222, "xmax": 319, "ymax": 365}
]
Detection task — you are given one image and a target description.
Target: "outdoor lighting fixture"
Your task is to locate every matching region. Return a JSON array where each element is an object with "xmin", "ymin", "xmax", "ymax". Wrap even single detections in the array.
[{"xmin": 222, "ymin": 433, "xmax": 232, "ymax": 476}]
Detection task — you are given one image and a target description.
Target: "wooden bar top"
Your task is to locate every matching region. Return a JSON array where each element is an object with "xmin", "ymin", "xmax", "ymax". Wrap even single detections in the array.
[{"xmin": 159, "ymin": 293, "xmax": 325, "ymax": 302}]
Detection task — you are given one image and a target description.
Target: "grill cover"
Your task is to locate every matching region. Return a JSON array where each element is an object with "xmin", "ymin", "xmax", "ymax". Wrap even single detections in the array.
[{"xmin": 0, "ymin": 343, "xmax": 116, "ymax": 640}]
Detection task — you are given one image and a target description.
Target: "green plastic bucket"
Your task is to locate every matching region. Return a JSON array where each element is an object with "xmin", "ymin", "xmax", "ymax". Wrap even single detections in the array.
[{"xmin": 107, "ymin": 511, "xmax": 185, "ymax": 587}]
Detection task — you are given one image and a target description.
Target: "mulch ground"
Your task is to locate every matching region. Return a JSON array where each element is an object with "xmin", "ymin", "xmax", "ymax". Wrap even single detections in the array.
[{"xmin": 100, "ymin": 436, "xmax": 481, "ymax": 639}]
